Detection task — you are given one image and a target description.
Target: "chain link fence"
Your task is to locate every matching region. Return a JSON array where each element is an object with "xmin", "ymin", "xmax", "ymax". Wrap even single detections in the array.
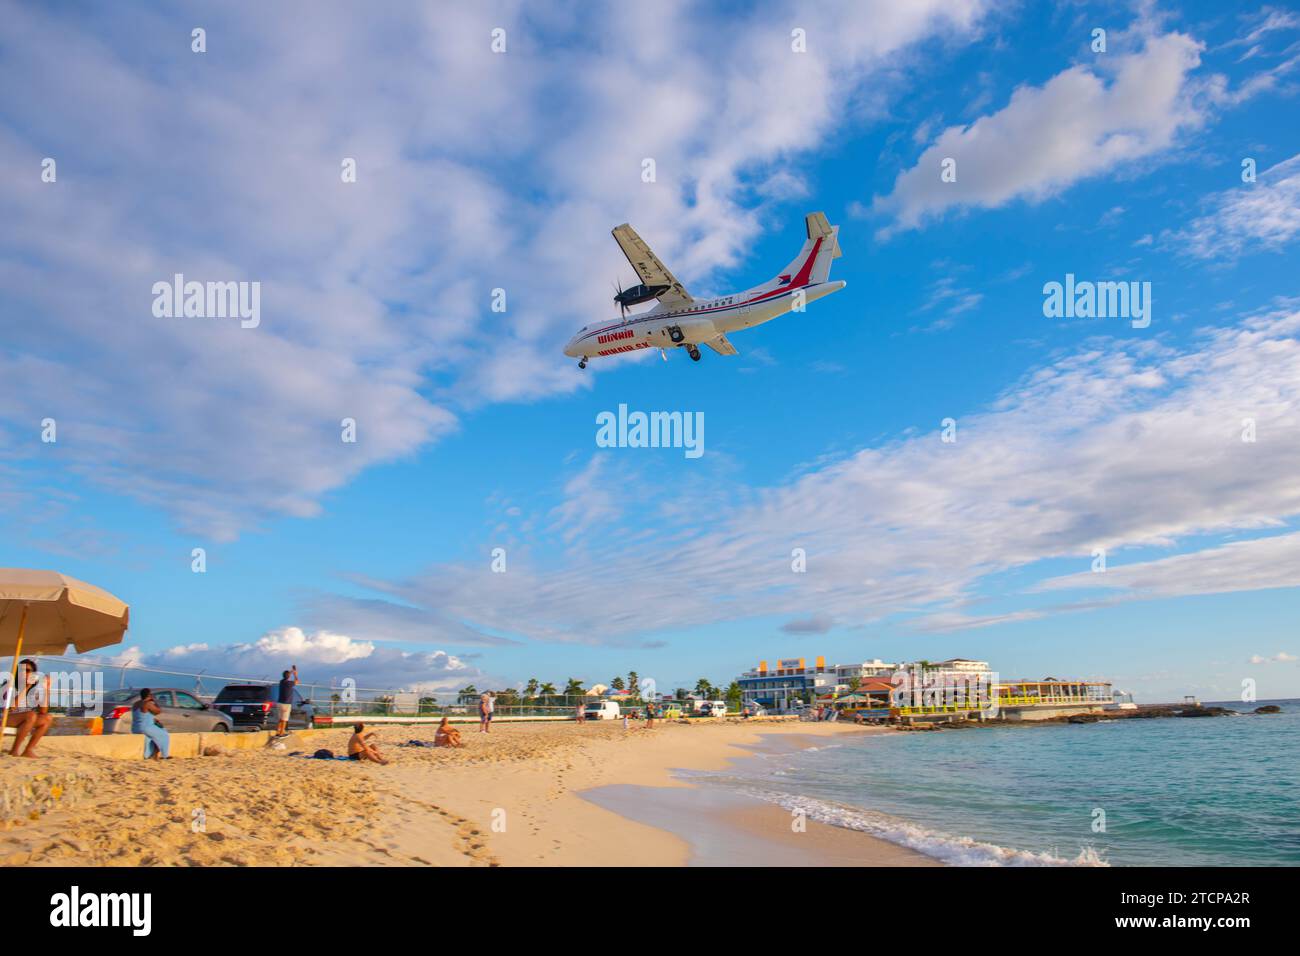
[{"xmin": 26, "ymin": 655, "xmax": 675, "ymax": 720}]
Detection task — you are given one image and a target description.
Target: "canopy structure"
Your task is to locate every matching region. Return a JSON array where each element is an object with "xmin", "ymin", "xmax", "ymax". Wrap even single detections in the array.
[{"xmin": 0, "ymin": 568, "xmax": 130, "ymax": 730}]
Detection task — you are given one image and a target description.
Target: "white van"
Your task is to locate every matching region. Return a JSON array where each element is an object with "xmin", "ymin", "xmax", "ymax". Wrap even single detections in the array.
[
  {"xmin": 693, "ymin": 700, "xmax": 727, "ymax": 718},
  {"xmin": 583, "ymin": 700, "xmax": 620, "ymax": 720}
]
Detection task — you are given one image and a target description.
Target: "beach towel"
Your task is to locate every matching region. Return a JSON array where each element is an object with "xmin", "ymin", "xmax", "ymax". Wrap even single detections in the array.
[{"xmin": 290, "ymin": 751, "xmax": 351, "ymax": 760}]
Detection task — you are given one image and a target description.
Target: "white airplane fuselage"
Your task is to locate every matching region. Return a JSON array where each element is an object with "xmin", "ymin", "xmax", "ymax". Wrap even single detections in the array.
[
  {"xmin": 566, "ymin": 212, "xmax": 846, "ymax": 365},
  {"xmin": 564, "ymin": 279, "xmax": 846, "ymax": 360}
]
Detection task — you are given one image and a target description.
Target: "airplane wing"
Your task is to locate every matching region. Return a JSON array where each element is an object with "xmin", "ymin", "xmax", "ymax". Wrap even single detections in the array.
[
  {"xmin": 704, "ymin": 333, "xmax": 738, "ymax": 356},
  {"xmin": 611, "ymin": 223, "xmax": 694, "ymax": 308}
]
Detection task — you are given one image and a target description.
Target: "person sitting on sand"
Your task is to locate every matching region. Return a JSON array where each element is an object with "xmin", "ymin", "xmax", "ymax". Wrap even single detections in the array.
[
  {"xmin": 131, "ymin": 688, "xmax": 170, "ymax": 760},
  {"xmin": 434, "ymin": 717, "xmax": 463, "ymax": 748},
  {"xmin": 3, "ymin": 658, "xmax": 53, "ymax": 758},
  {"xmin": 348, "ymin": 723, "xmax": 388, "ymax": 764}
]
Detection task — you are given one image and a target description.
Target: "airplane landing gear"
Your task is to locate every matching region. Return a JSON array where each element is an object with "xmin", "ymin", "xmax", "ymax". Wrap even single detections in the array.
[
  {"xmin": 578, "ymin": 357, "xmax": 587, "ymax": 369},
  {"xmin": 687, "ymin": 344, "xmax": 701, "ymax": 362}
]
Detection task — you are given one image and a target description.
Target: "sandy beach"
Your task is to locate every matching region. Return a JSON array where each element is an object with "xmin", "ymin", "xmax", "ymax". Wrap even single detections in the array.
[{"xmin": 0, "ymin": 719, "xmax": 935, "ymax": 867}]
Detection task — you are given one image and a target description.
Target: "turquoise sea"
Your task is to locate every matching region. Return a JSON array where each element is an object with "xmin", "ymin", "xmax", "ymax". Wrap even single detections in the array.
[{"xmin": 694, "ymin": 701, "xmax": 1299, "ymax": 866}]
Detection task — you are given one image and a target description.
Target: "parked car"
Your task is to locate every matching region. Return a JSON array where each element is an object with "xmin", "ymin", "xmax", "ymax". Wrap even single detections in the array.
[
  {"xmin": 212, "ymin": 683, "xmax": 315, "ymax": 731},
  {"xmin": 70, "ymin": 688, "xmax": 234, "ymax": 734},
  {"xmin": 741, "ymin": 701, "xmax": 767, "ymax": 718},
  {"xmin": 692, "ymin": 700, "xmax": 727, "ymax": 717},
  {"xmin": 582, "ymin": 700, "xmax": 620, "ymax": 720}
]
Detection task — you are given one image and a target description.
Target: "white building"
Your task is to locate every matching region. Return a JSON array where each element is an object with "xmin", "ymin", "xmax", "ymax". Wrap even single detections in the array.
[
  {"xmin": 835, "ymin": 659, "xmax": 898, "ymax": 688},
  {"xmin": 933, "ymin": 658, "xmax": 992, "ymax": 676}
]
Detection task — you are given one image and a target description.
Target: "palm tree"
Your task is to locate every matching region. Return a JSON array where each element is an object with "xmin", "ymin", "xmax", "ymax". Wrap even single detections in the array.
[
  {"xmin": 627, "ymin": 671, "xmax": 640, "ymax": 697},
  {"xmin": 525, "ymin": 677, "xmax": 539, "ymax": 699},
  {"xmin": 724, "ymin": 681, "xmax": 743, "ymax": 711},
  {"xmin": 694, "ymin": 678, "xmax": 714, "ymax": 699},
  {"xmin": 562, "ymin": 677, "xmax": 585, "ymax": 698},
  {"xmin": 539, "ymin": 682, "xmax": 557, "ymax": 703},
  {"xmin": 611, "ymin": 676, "xmax": 626, "ymax": 691}
]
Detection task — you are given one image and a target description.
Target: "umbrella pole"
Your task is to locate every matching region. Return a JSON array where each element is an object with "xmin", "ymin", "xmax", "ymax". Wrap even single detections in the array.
[{"xmin": 1, "ymin": 604, "xmax": 28, "ymax": 752}]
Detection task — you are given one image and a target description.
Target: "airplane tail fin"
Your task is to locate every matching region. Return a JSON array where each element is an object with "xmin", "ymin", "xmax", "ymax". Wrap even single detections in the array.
[{"xmin": 774, "ymin": 212, "xmax": 842, "ymax": 288}]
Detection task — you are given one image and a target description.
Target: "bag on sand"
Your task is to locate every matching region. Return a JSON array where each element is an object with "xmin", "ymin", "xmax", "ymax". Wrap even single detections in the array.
[{"xmin": 312, "ymin": 748, "xmax": 335, "ymax": 759}]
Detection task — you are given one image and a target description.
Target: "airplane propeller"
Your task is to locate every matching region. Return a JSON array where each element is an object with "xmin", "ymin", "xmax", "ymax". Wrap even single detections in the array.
[{"xmin": 613, "ymin": 279, "xmax": 628, "ymax": 318}]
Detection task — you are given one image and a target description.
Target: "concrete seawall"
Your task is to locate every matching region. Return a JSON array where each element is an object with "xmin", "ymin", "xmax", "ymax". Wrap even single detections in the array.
[{"xmin": 33, "ymin": 728, "xmax": 332, "ymax": 761}]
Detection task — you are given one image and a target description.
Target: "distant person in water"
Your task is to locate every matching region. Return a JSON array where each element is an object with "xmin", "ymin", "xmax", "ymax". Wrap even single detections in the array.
[
  {"xmin": 434, "ymin": 717, "xmax": 463, "ymax": 748},
  {"xmin": 347, "ymin": 723, "xmax": 388, "ymax": 764},
  {"xmin": 131, "ymin": 688, "xmax": 170, "ymax": 760}
]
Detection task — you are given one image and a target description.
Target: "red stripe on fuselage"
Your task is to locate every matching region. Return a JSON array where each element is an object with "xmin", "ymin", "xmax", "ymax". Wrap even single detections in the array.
[{"xmin": 575, "ymin": 240, "xmax": 824, "ymax": 346}]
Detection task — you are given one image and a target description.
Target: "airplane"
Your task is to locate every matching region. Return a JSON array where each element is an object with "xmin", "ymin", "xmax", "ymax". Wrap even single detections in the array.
[{"xmin": 564, "ymin": 211, "xmax": 845, "ymax": 368}]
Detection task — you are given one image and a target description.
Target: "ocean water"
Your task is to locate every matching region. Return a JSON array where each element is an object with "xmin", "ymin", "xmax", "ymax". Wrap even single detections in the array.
[{"xmin": 691, "ymin": 701, "xmax": 1300, "ymax": 866}]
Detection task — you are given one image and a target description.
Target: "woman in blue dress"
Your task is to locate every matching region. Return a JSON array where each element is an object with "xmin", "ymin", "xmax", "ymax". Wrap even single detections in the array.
[{"xmin": 130, "ymin": 688, "xmax": 170, "ymax": 760}]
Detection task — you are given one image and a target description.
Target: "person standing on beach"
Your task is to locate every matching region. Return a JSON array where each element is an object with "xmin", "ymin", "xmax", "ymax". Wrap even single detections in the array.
[
  {"xmin": 575, "ymin": 700, "xmax": 586, "ymax": 724},
  {"xmin": 3, "ymin": 658, "xmax": 53, "ymax": 757},
  {"xmin": 131, "ymin": 688, "xmax": 170, "ymax": 760},
  {"xmin": 274, "ymin": 665, "xmax": 298, "ymax": 737},
  {"xmin": 479, "ymin": 691, "xmax": 494, "ymax": 733},
  {"xmin": 645, "ymin": 701, "xmax": 656, "ymax": 729}
]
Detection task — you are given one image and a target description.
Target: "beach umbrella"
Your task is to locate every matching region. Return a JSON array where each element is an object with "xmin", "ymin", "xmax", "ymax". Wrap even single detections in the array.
[{"xmin": 0, "ymin": 569, "xmax": 130, "ymax": 729}]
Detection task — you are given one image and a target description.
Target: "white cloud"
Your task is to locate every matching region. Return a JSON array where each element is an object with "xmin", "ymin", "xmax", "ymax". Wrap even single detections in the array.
[
  {"xmin": 309, "ymin": 306, "xmax": 1300, "ymax": 642},
  {"xmin": 144, "ymin": 626, "xmax": 478, "ymax": 690},
  {"xmin": 0, "ymin": 0, "xmax": 992, "ymax": 539},
  {"xmin": 1170, "ymin": 154, "xmax": 1300, "ymax": 259},
  {"xmin": 1249, "ymin": 651, "xmax": 1298, "ymax": 665},
  {"xmin": 873, "ymin": 30, "xmax": 1208, "ymax": 235},
  {"xmin": 1037, "ymin": 530, "xmax": 1300, "ymax": 600}
]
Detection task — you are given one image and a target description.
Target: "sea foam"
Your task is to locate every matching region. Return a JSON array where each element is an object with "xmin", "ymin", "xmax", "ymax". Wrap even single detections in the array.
[{"xmin": 741, "ymin": 788, "xmax": 1110, "ymax": 867}]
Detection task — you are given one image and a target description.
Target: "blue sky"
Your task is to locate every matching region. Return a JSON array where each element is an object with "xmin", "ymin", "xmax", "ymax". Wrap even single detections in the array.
[{"xmin": 2, "ymin": 0, "xmax": 1299, "ymax": 701}]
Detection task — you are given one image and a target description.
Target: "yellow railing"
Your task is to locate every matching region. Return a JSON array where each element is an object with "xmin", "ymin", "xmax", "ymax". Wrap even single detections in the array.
[
  {"xmin": 895, "ymin": 702, "xmax": 987, "ymax": 716},
  {"xmin": 894, "ymin": 694, "xmax": 1106, "ymax": 715},
  {"xmin": 999, "ymin": 694, "xmax": 1105, "ymax": 706}
]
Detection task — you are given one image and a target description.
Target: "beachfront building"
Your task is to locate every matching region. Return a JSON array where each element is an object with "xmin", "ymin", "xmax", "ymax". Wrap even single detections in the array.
[
  {"xmin": 934, "ymin": 658, "xmax": 992, "ymax": 677},
  {"xmin": 834, "ymin": 659, "xmax": 897, "ymax": 690},
  {"xmin": 996, "ymin": 678, "xmax": 1113, "ymax": 706},
  {"xmin": 736, "ymin": 656, "xmax": 838, "ymax": 712}
]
